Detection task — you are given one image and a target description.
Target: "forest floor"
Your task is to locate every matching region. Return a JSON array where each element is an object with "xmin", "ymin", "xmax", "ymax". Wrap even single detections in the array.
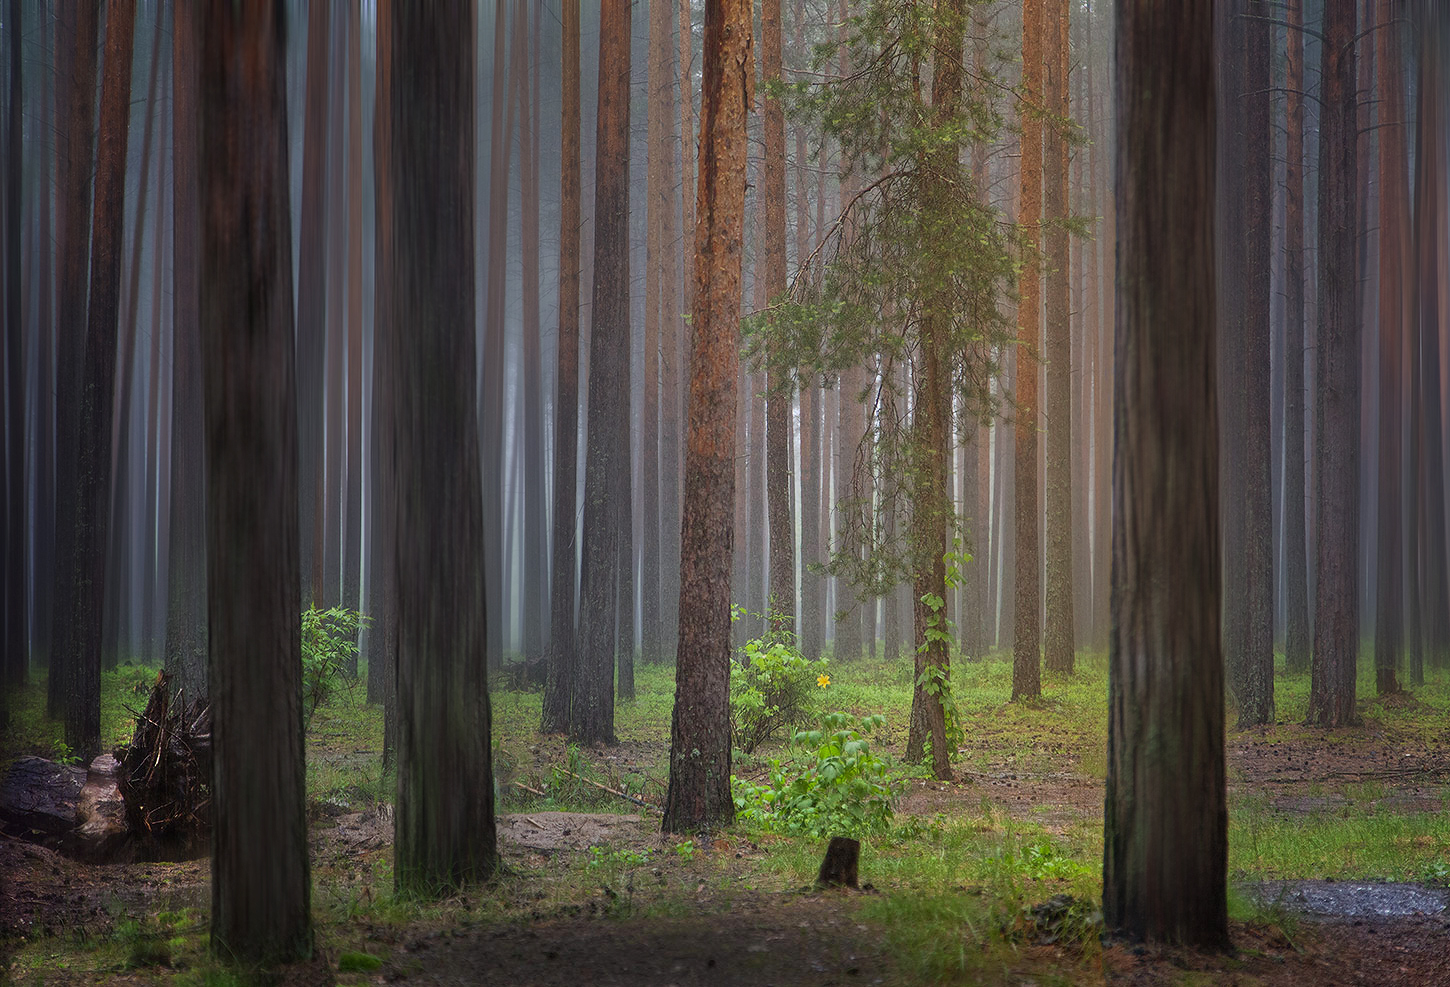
[{"xmin": 3, "ymin": 654, "xmax": 1450, "ymax": 985}]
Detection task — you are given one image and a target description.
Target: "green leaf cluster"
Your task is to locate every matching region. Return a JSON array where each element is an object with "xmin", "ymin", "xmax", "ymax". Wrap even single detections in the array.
[
  {"xmin": 731, "ymin": 712, "xmax": 898, "ymax": 839},
  {"xmin": 301, "ymin": 605, "xmax": 367, "ymax": 726},
  {"xmin": 730, "ymin": 633, "xmax": 831, "ymax": 754}
]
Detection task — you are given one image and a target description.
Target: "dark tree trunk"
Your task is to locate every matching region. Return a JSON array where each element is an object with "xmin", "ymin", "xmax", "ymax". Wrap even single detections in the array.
[
  {"xmin": 343, "ymin": 0, "xmax": 364, "ymax": 651},
  {"xmin": 382, "ymin": 0, "xmax": 498, "ymax": 895},
  {"xmin": 2, "ymin": 0, "xmax": 24, "ymax": 692},
  {"xmin": 1104, "ymin": 0, "xmax": 1227, "ymax": 947},
  {"xmin": 1373, "ymin": 0, "xmax": 1407, "ymax": 696},
  {"xmin": 1013, "ymin": 0, "xmax": 1043, "ymax": 701},
  {"xmin": 67, "ymin": 0, "xmax": 136, "ymax": 761},
  {"xmin": 164, "ymin": 0, "xmax": 207, "ymax": 702},
  {"xmin": 1307, "ymin": 0, "xmax": 1361, "ymax": 728},
  {"xmin": 1282, "ymin": 0, "xmax": 1311, "ymax": 675},
  {"xmin": 1043, "ymin": 0, "xmax": 1074, "ymax": 677},
  {"xmin": 763, "ymin": 0, "xmax": 794, "ymax": 638},
  {"xmin": 572, "ymin": 0, "xmax": 631, "ymax": 746},
  {"xmin": 322, "ymin": 8, "xmax": 346, "ymax": 610},
  {"xmin": 296, "ymin": 0, "xmax": 329, "ymax": 606},
  {"xmin": 196, "ymin": 0, "xmax": 312, "ymax": 962},
  {"xmin": 542, "ymin": 0, "xmax": 580, "ymax": 734},
  {"xmin": 662, "ymin": 0, "xmax": 751, "ymax": 836},
  {"xmin": 48, "ymin": 1, "xmax": 98, "ymax": 720}
]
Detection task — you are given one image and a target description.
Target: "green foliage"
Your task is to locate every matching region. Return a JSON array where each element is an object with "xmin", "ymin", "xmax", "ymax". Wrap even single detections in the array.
[
  {"xmin": 730, "ymin": 630, "xmax": 831, "ymax": 754},
  {"xmin": 732, "ymin": 712, "xmax": 898, "ymax": 838},
  {"xmin": 301, "ymin": 606, "xmax": 367, "ymax": 726},
  {"xmin": 586, "ymin": 846, "xmax": 654, "ymax": 915},
  {"xmin": 52, "ymin": 740, "xmax": 81, "ymax": 766}
]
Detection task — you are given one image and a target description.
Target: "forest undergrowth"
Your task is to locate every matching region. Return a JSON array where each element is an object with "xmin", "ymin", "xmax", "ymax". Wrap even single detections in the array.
[{"xmin": 4, "ymin": 647, "xmax": 1450, "ymax": 985}]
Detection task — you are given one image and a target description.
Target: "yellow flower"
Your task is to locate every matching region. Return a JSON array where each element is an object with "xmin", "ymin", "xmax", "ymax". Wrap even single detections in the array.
[{"xmin": 817, "ymin": 674, "xmax": 830, "ymax": 689}]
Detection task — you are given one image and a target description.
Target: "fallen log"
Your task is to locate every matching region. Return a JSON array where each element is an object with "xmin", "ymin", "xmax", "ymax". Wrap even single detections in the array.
[{"xmin": 0, "ymin": 755, "xmax": 87, "ymax": 847}]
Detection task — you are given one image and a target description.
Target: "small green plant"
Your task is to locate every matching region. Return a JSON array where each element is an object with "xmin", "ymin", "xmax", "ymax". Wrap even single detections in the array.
[
  {"xmin": 730, "ymin": 626, "xmax": 831, "ymax": 754},
  {"xmin": 732, "ymin": 711, "xmax": 898, "ymax": 838},
  {"xmin": 586, "ymin": 846, "xmax": 654, "ymax": 913},
  {"xmin": 52, "ymin": 740, "xmax": 81, "ymax": 766},
  {"xmin": 673, "ymin": 840, "xmax": 697, "ymax": 862},
  {"xmin": 301, "ymin": 605, "xmax": 367, "ymax": 725},
  {"xmin": 338, "ymin": 951, "xmax": 384, "ymax": 973}
]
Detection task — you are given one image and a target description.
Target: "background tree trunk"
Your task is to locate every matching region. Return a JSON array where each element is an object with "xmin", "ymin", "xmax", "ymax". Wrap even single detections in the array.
[{"xmin": 1308, "ymin": 0, "xmax": 1361, "ymax": 728}]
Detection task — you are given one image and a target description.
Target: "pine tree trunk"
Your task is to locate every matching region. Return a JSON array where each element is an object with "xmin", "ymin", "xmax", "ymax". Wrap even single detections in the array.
[
  {"xmin": 1043, "ymin": 0, "xmax": 1074, "ymax": 676},
  {"xmin": 197, "ymin": 0, "xmax": 312, "ymax": 961},
  {"xmin": 1013, "ymin": 0, "xmax": 1044, "ymax": 700},
  {"xmin": 1104, "ymin": 0, "xmax": 1227, "ymax": 945},
  {"xmin": 67, "ymin": 0, "xmax": 136, "ymax": 760},
  {"xmin": 519, "ymin": 0, "xmax": 548, "ymax": 666},
  {"xmin": 383, "ymin": 0, "xmax": 498, "ymax": 896},
  {"xmin": 572, "ymin": 0, "xmax": 632, "ymax": 746},
  {"xmin": 343, "ymin": 0, "xmax": 364, "ymax": 653},
  {"xmin": 1307, "ymin": 0, "xmax": 1361, "ymax": 728},
  {"xmin": 542, "ymin": 0, "xmax": 581, "ymax": 733},
  {"xmin": 662, "ymin": 0, "xmax": 751, "ymax": 835}
]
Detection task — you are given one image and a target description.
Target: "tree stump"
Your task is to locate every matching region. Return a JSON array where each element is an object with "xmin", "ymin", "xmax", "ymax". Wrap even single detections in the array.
[{"xmin": 816, "ymin": 836, "xmax": 860, "ymax": 889}]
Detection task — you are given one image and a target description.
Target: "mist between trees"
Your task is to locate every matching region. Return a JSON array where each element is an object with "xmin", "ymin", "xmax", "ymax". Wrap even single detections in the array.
[{"xmin": 1, "ymin": 0, "xmax": 1449, "ymax": 965}]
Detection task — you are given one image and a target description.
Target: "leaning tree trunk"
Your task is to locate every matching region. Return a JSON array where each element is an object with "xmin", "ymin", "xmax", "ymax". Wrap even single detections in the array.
[{"xmin": 1104, "ymin": 0, "xmax": 1228, "ymax": 948}]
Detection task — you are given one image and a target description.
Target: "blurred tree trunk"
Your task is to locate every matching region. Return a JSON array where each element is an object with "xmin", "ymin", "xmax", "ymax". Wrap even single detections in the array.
[
  {"xmin": 642, "ymin": 0, "xmax": 672, "ymax": 665},
  {"xmin": 343, "ymin": 0, "xmax": 364, "ymax": 653},
  {"xmin": 1282, "ymin": 0, "xmax": 1311, "ymax": 675},
  {"xmin": 542, "ymin": 0, "xmax": 580, "ymax": 734},
  {"xmin": 572, "ymin": 0, "xmax": 632, "ymax": 745},
  {"xmin": 795, "ymin": 0, "xmax": 822, "ymax": 661},
  {"xmin": 196, "ymin": 0, "xmax": 312, "ymax": 962},
  {"xmin": 1307, "ymin": 0, "xmax": 1361, "ymax": 728},
  {"xmin": 48, "ymin": 0, "xmax": 98, "ymax": 719},
  {"xmin": 323, "ymin": 4, "xmax": 347, "ymax": 609},
  {"xmin": 1104, "ymin": 0, "xmax": 1227, "ymax": 946},
  {"xmin": 297, "ymin": 0, "xmax": 329, "ymax": 606},
  {"xmin": 481, "ymin": 0, "xmax": 511, "ymax": 672},
  {"xmin": 763, "ymin": 0, "xmax": 794, "ymax": 638},
  {"xmin": 67, "ymin": 0, "xmax": 136, "ymax": 760},
  {"xmin": 1043, "ymin": 0, "xmax": 1073, "ymax": 676},
  {"xmin": 1013, "ymin": 0, "xmax": 1043, "ymax": 700},
  {"xmin": 1374, "ymin": 0, "xmax": 1408, "ymax": 696},
  {"xmin": 1413, "ymin": 6, "xmax": 1448, "ymax": 672},
  {"xmin": 382, "ymin": 0, "xmax": 498, "ymax": 895},
  {"xmin": 165, "ymin": 0, "xmax": 207, "ymax": 702},
  {"xmin": 2, "ymin": 0, "xmax": 24, "ymax": 694},
  {"xmin": 662, "ymin": 0, "xmax": 751, "ymax": 835},
  {"xmin": 519, "ymin": 0, "xmax": 548, "ymax": 666},
  {"xmin": 28, "ymin": 2, "xmax": 55, "ymax": 681},
  {"xmin": 1220, "ymin": 0, "xmax": 1274, "ymax": 726}
]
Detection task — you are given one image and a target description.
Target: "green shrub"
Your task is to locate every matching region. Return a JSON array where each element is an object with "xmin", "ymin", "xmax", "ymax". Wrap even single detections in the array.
[
  {"xmin": 732, "ymin": 712, "xmax": 898, "ymax": 838},
  {"xmin": 301, "ymin": 606, "xmax": 367, "ymax": 725},
  {"xmin": 730, "ymin": 634, "xmax": 830, "ymax": 754}
]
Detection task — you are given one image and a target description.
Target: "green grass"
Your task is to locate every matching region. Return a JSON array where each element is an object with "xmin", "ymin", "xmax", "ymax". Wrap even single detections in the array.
[{"xmin": 10, "ymin": 642, "xmax": 1450, "ymax": 984}]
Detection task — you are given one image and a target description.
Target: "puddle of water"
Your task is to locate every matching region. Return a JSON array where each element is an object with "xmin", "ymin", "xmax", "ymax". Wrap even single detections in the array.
[{"xmin": 1243, "ymin": 880, "xmax": 1449, "ymax": 918}]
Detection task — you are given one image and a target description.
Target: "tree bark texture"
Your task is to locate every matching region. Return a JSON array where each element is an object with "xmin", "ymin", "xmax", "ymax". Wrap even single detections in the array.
[
  {"xmin": 67, "ymin": 0, "xmax": 136, "ymax": 760},
  {"xmin": 542, "ymin": 0, "xmax": 581, "ymax": 734},
  {"xmin": 1307, "ymin": 0, "xmax": 1360, "ymax": 728},
  {"xmin": 763, "ymin": 0, "xmax": 795, "ymax": 637},
  {"xmin": 1104, "ymin": 0, "xmax": 1227, "ymax": 948},
  {"xmin": 196, "ymin": 0, "xmax": 312, "ymax": 962},
  {"xmin": 572, "ymin": 0, "xmax": 633, "ymax": 746},
  {"xmin": 1043, "ymin": 0, "xmax": 1074, "ymax": 676},
  {"xmin": 1282, "ymin": 0, "xmax": 1311, "ymax": 675},
  {"xmin": 662, "ymin": 0, "xmax": 752, "ymax": 835},
  {"xmin": 382, "ymin": 0, "xmax": 498, "ymax": 896},
  {"xmin": 2, "ymin": 0, "xmax": 24, "ymax": 692},
  {"xmin": 1013, "ymin": 0, "xmax": 1044, "ymax": 700}
]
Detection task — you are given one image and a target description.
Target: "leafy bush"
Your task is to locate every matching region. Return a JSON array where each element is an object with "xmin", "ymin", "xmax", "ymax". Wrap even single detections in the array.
[
  {"xmin": 301, "ymin": 606, "xmax": 367, "ymax": 725},
  {"xmin": 730, "ymin": 634, "xmax": 830, "ymax": 754},
  {"xmin": 732, "ymin": 712, "xmax": 898, "ymax": 838}
]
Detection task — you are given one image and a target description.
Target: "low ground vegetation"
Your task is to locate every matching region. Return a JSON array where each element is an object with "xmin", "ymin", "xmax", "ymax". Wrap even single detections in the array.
[{"xmin": 4, "ymin": 645, "xmax": 1450, "ymax": 984}]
